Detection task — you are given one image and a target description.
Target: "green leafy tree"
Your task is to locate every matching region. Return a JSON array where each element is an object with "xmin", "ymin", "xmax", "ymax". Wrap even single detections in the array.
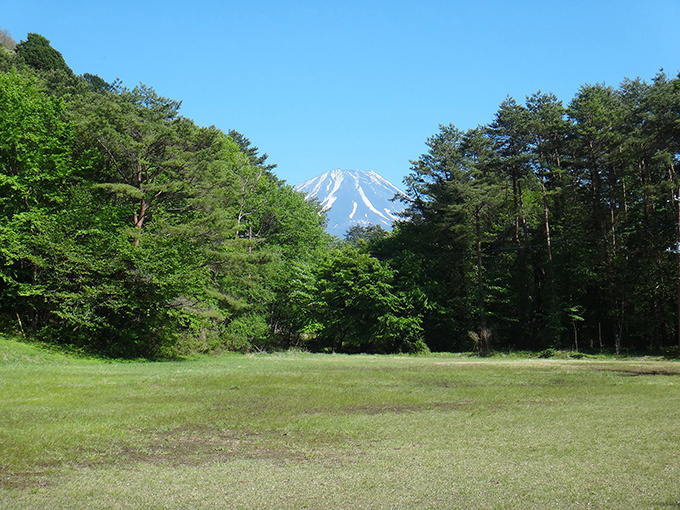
[
  {"xmin": 0, "ymin": 74, "xmax": 266, "ymax": 355},
  {"xmin": 69, "ymin": 83, "xmax": 188, "ymax": 246},
  {"xmin": 382, "ymin": 125, "xmax": 505, "ymax": 351},
  {"xmin": 299, "ymin": 247, "xmax": 426, "ymax": 354},
  {"xmin": 15, "ymin": 33, "xmax": 73, "ymax": 76},
  {"xmin": 566, "ymin": 83, "xmax": 629, "ymax": 352},
  {"xmin": 344, "ymin": 224, "xmax": 388, "ymax": 246},
  {"xmin": 227, "ymin": 176, "xmax": 331, "ymax": 349},
  {"xmin": 0, "ymin": 71, "xmax": 72, "ymax": 217},
  {"xmin": 0, "ymin": 71, "xmax": 75, "ymax": 335},
  {"xmin": 228, "ymin": 129, "xmax": 277, "ymax": 175},
  {"xmin": 523, "ymin": 91, "xmax": 571, "ymax": 345},
  {"xmin": 82, "ymin": 73, "xmax": 112, "ymax": 93}
]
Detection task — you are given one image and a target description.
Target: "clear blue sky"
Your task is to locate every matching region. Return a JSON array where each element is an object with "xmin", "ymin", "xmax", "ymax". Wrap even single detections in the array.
[{"xmin": 2, "ymin": 0, "xmax": 679, "ymax": 188}]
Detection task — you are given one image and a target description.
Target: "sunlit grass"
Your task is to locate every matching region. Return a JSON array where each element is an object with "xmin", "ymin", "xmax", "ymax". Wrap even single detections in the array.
[{"xmin": 1, "ymin": 337, "xmax": 679, "ymax": 509}]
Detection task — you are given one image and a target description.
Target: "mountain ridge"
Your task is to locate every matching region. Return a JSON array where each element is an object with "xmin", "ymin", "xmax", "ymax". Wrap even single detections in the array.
[{"xmin": 294, "ymin": 169, "xmax": 407, "ymax": 236}]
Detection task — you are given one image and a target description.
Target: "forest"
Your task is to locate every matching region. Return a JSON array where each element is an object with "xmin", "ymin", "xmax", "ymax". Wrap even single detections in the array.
[{"xmin": 1, "ymin": 30, "xmax": 679, "ymax": 357}]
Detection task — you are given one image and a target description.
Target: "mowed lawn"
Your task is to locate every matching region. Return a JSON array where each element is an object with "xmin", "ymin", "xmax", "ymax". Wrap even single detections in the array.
[{"xmin": 1, "ymin": 338, "xmax": 680, "ymax": 509}]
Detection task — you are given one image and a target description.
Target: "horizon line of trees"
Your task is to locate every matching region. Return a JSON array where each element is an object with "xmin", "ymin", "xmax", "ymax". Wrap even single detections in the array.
[
  {"xmin": 0, "ymin": 31, "xmax": 333, "ymax": 357},
  {"xmin": 1, "ymin": 28, "xmax": 679, "ymax": 356},
  {"xmin": 373, "ymin": 73, "xmax": 680, "ymax": 354}
]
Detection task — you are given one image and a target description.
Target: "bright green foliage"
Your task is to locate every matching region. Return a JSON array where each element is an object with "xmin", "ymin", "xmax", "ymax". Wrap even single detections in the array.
[
  {"xmin": 0, "ymin": 52, "xmax": 331, "ymax": 356},
  {"xmin": 0, "ymin": 71, "xmax": 74, "ymax": 333},
  {"xmin": 68, "ymin": 83, "xmax": 188, "ymax": 245},
  {"xmin": 297, "ymin": 246, "xmax": 426, "ymax": 353},
  {"xmin": 0, "ymin": 71, "xmax": 72, "ymax": 215}
]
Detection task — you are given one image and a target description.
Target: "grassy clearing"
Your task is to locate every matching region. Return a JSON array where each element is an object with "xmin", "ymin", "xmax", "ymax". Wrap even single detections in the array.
[{"xmin": 1, "ymin": 337, "xmax": 680, "ymax": 509}]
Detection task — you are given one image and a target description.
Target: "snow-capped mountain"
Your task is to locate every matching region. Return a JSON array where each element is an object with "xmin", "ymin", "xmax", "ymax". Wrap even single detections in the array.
[{"xmin": 294, "ymin": 169, "xmax": 407, "ymax": 236}]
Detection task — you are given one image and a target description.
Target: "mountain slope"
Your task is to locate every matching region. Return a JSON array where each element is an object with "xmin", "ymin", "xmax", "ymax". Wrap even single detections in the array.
[{"xmin": 295, "ymin": 169, "xmax": 407, "ymax": 236}]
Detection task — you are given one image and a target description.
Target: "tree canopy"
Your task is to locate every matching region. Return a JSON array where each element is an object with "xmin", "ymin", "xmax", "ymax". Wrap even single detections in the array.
[
  {"xmin": 1, "ymin": 28, "xmax": 679, "ymax": 356},
  {"xmin": 15, "ymin": 33, "xmax": 73, "ymax": 76},
  {"xmin": 376, "ymin": 75, "xmax": 680, "ymax": 354},
  {"xmin": 0, "ymin": 33, "xmax": 332, "ymax": 357}
]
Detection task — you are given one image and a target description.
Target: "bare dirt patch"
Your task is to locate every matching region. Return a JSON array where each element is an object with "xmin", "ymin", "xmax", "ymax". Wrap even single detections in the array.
[
  {"xmin": 1, "ymin": 469, "xmax": 56, "ymax": 491},
  {"xmin": 343, "ymin": 400, "xmax": 474, "ymax": 415},
  {"xmin": 1, "ymin": 427, "xmax": 303, "ymax": 491},
  {"xmin": 616, "ymin": 369, "xmax": 680, "ymax": 377},
  {"xmin": 599, "ymin": 367, "xmax": 680, "ymax": 377},
  {"xmin": 92, "ymin": 425, "xmax": 309, "ymax": 468}
]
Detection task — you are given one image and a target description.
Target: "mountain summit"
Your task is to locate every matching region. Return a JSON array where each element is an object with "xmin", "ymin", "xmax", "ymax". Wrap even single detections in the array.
[{"xmin": 294, "ymin": 169, "xmax": 407, "ymax": 236}]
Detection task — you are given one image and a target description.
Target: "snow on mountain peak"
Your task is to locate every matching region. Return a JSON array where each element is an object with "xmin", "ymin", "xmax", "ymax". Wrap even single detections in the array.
[{"xmin": 294, "ymin": 169, "xmax": 407, "ymax": 236}]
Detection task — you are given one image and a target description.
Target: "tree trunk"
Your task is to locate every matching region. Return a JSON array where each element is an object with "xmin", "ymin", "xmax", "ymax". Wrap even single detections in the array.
[
  {"xmin": 677, "ymin": 186, "xmax": 680, "ymax": 353},
  {"xmin": 133, "ymin": 162, "xmax": 146, "ymax": 247},
  {"xmin": 475, "ymin": 207, "xmax": 485, "ymax": 329},
  {"xmin": 573, "ymin": 321, "xmax": 579, "ymax": 353},
  {"xmin": 539, "ymin": 173, "xmax": 552, "ymax": 261}
]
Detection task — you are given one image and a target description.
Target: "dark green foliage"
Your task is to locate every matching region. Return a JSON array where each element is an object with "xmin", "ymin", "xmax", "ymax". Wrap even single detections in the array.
[
  {"xmin": 227, "ymin": 129, "xmax": 277, "ymax": 175},
  {"xmin": 386, "ymin": 73, "xmax": 680, "ymax": 354},
  {"xmin": 82, "ymin": 73, "xmax": 112, "ymax": 93},
  {"xmin": 15, "ymin": 33, "xmax": 73, "ymax": 76},
  {"xmin": 344, "ymin": 224, "xmax": 388, "ymax": 246},
  {"xmin": 374, "ymin": 125, "xmax": 503, "ymax": 351}
]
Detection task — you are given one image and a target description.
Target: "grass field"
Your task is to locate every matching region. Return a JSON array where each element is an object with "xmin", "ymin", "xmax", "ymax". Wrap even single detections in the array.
[{"xmin": 1, "ymin": 337, "xmax": 680, "ymax": 509}]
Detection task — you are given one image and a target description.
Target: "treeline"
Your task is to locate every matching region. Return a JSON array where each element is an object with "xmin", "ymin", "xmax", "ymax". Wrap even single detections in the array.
[
  {"xmin": 0, "ymin": 32, "xmax": 331, "ymax": 357},
  {"xmin": 371, "ymin": 77, "xmax": 680, "ymax": 354},
  {"xmin": 2, "ymin": 30, "xmax": 679, "ymax": 356}
]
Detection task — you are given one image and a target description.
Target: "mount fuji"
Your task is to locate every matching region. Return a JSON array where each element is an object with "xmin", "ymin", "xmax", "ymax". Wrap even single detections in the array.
[{"xmin": 294, "ymin": 169, "xmax": 408, "ymax": 236}]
